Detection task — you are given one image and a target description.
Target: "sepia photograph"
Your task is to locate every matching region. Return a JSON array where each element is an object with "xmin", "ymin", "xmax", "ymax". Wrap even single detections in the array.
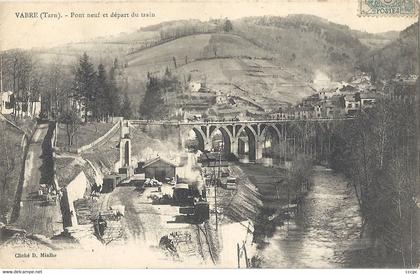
[{"xmin": 0, "ymin": 0, "xmax": 419, "ymax": 270}]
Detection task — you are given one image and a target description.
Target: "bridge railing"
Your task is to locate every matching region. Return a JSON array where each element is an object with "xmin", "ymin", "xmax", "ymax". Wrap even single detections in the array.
[{"xmin": 129, "ymin": 117, "xmax": 354, "ymax": 126}]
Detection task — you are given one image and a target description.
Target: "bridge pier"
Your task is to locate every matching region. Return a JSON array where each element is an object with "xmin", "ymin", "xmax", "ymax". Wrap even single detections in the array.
[
  {"xmin": 204, "ymin": 139, "xmax": 212, "ymax": 151},
  {"xmin": 116, "ymin": 119, "xmax": 132, "ymax": 172},
  {"xmin": 255, "ymin": 137, "xmax": 264, "ymax": 161},
  {"xmin": 230, "ymin": 138, "xmax": 238, "ymax": 158}
]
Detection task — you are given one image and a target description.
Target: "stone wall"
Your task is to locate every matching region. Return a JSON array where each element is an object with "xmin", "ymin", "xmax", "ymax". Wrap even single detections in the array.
[{"xmin": 61, "ymin": 171, "xmax": 88, "ymax": 228}]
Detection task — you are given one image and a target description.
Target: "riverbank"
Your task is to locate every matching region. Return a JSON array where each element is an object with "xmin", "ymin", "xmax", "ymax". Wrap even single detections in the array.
[
  {"xmin": 252, "ymin": 166, "xmax": 373, "ymax": 268},
  {"xmin": 219, "ymin": 162, "xmax": 387, "ymax": 268}
]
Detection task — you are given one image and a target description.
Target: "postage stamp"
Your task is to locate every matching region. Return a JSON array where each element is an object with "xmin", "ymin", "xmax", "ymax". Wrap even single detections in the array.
[{"xmin": 358, "ymin": 0, "xmax": 418, "ymax": 17}]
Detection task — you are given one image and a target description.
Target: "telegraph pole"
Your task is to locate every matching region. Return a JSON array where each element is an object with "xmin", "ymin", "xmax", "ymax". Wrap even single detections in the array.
[
  {"xmin": 237, "ymin": 243, "xmax": 241, "ymax": 268},
  {"xmin": 215, "ymin": 142, "xmax": 223, "ymax": 232},
  {"xmin": 416, "ymin": 6, "xmax": 420, "ymax": 229},
  {"xmin": 0, "ymin": 54, "xmax": 3, "ymax": 92},
  {"xmin": 214, "ymin": 173, "xmax": 218, "ymax": 232},
  {"xmin": 417, "ymin": 6, "xmax": 420, "ymax": 197},
  {"xmin": 411, "ymin": 11, "xmax": 420, "ymax": 268}
]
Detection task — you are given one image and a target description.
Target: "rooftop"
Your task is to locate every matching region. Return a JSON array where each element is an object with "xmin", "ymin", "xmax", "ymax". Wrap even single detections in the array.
[{"xmin": 143, "ymin": 156, "xmax": 177, "ymax": 168}]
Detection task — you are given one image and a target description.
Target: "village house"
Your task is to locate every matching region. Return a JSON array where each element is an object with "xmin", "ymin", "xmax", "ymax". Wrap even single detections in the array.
[
  {"xmin": 188, "ymin": 81, "xmax": 209, "ymax": 93},
  {"xmin": 360, "ymin": 92, "xmax": 377, "ymax": 109},
  {"xmin": 302, "ymin": 94, "xmax": 320, "ymax": 105},
  {"xmin": 344, "ymin": 94, "xmax": 360, "ymax": 115},
  {"xmin": 339, "ymin": 84, "xmax": 358, "ymax": 95},
  {"xmin": 294, "ymin": 105, "xmax": 314, "ymax": 119},
  {"xmin": 313, "ymin": 104, "xmax": 322, "ymax": 118},
  {"xmin": 1, "ymin": 90, "xmax": 41, "ymax": 118},
  {"xmin": 142, "ymin": 156, "xmax": 177, "ymax": 182},
  {"xmin": 215, "ymin": 91, "xmax": 228, "ymax": 105},
  {"xmin": 320, "ymin": 101, "xmax": 335, "ymax": 118},
  {"xmin": 15, "ymin": 96, "xmax": 42, "ymax": 118},
  {"xmin": 349, "ymin": 73, "xmax": 372, "ymax": 88},
  {"xmin": 0, "ymin": 90, "xmax": 14, "ymax": 115},
  {"xmin": 213, "ymin": 106, "xmax": 244, "ymax": 120},
  {"xmin": 319, "ymin": 88, "xmax": 339, "ymax": 100},
  {"xmin": 269, "ymin": 109, "xmax": 295, "ymax": 120}
]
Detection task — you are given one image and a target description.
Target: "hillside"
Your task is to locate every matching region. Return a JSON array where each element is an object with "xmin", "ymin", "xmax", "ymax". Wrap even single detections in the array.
[
  {"xmin": 234, "ymin": 15, "xmax": 368, "ymax": 81},
  {"xmin": 123, "ymin": 15, "xmax": 373, "ymax": 111},
  {"xmin": 351, "ymin": 30, "xmax": 398, "ymax": 50},
  {"xmin": 26, "ymin": 15, "xmax": 412, "ymax": 114},
  {"xmin": 33, "ymin": 19, "xmax": 220, "ymax": 67},
  {"xmin": 359, "ymin": 22, "xmax": 418, "ymax": 80},
  {"xmin": 124, "ymin": 31, "xmax": 314, "ymax": 110}
]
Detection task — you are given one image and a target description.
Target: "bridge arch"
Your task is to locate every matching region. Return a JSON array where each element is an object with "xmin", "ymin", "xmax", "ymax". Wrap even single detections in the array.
[
  {"xmin": 184, "ymin": 126, "xmax": 207, "ymax": 152},
  {"xmin": 236, "ymin": 125, "xmax": 258, "ymax": 161},
  {"xmin": 260, "ymin": 124, "xmax": 281, "ymax": 141},
  {"xmin": 260, "ymin": 124, "xmax": 282, "ymax": 159},
  {"xmin": 208, "ymin": 125, "xmax": 233, "ymax": 154}
]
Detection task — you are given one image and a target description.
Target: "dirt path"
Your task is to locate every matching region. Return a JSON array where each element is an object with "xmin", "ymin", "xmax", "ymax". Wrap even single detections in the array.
[{"xmin": 12, "ymin": 124, "xmax": 62, "ymax": 237}]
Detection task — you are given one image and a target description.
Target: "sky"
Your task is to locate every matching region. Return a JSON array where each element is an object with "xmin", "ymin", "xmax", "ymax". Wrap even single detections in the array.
[{"xmin": 0, "ymin": 0, "xmax": 418, "ymax": 51}]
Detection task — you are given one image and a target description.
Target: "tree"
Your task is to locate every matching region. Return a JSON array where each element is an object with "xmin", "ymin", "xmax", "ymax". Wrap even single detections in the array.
[
  {"xmin": 121, "ymin": 92, "xmax": 133, "ymax": 119},
  {"xmin": 223, "ymin": 18, "xmax": 233, "ymax": 32},
  {"xmin": 172, "ymin": 56, "xmax": 177, "ymax": 69},
  {"xmin": 288, "ymin": 154, "xmax": 313, "ymax": 196},
  {"xmin": 139, "ymin": 74, "xmax": 165, "ymax": 120},
  {"xmin": 73, "ymin": 53, "xmax": 96, "ymax": 122},
  {"xmin": 2, "ymin": 50, "xmax": 36, "ymax": 119},
  {"xmin": 108, "ymin": 58, "xmax": 122, "ymax": 118},
  {"xmin": 329, "ymin": 98, "xmax": 418, "ymax": 267},
  {"xmin": 59, "ymin": 109, "xmax": 82, "ymax": 147},
  {"xmin": 45, "ymin": 57, "xmax": 64, "ymax": 119},
  {"xmin": 95, "ymin": 63, "xmax": 109, "ymax": 121}
]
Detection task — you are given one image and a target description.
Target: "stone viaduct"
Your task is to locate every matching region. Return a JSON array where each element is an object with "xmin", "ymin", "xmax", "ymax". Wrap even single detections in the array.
[{"xmin": 129, "ymin": 118, "xmax": 349, "ymax": 162}]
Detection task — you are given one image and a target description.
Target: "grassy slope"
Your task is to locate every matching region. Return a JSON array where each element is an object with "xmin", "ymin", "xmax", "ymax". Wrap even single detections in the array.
[
  {"xmin": 56, "ymin": 122, "xmax": 116, "ymax": 149},
  {"xmin": 81, "ymin": 125, "xmax": 121, "ymax": 174},
  {"xmin": 127, "ymin": 34, "xmax": 212, "ymax": 72},
  {"xmin": 126, "ymin": 32, "xmax": 314, "ymax": 109}
]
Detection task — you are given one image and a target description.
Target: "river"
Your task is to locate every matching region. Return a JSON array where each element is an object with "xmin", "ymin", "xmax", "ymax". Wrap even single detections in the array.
[{"xmin": 258, "ymin": 166, "xmax": 372, "ymax": 268}]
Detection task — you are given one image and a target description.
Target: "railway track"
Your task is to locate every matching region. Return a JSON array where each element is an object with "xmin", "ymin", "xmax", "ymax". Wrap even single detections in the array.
[{"xmin": 196, "ymin": 223, "xmax": 216, "ymax": 265}]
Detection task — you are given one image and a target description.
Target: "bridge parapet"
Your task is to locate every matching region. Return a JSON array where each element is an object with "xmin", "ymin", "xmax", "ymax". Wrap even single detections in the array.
[{"xmin": 129, "ymin": 117, "xmax": 353, "ymax": 127}]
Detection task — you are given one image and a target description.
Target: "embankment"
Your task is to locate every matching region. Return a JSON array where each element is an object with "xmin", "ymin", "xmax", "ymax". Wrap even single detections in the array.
[{"xmin": 8, "ymin": 119, "xmax": 38, "ymax": 224}]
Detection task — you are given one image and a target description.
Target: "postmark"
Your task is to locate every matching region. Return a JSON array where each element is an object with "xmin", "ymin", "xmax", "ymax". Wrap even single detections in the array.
[{"xmin": 358, "ymin": 0, "xmax": 418, "ymax": 17}]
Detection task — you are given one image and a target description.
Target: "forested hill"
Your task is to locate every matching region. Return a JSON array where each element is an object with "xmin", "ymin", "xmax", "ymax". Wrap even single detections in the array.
[
  {"xmin": 233, "ymin": 15, "xmax": 368, "ymax": 81},
  {"xmin": 359, "ymin": 22, "xmax": 418, "ymax": 81}
]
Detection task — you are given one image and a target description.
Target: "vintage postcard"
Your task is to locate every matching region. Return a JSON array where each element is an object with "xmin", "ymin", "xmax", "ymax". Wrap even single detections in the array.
[{"xmin": 0, "ymin": 0, "xmax": 419, "ymax": 270}]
